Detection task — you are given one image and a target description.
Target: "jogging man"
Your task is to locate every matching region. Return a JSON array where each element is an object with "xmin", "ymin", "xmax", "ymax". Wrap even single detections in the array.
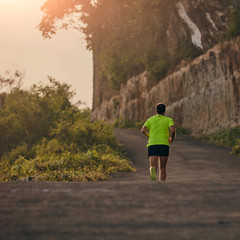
[{"xmin": 141, "ymin": 102, "xmax": 175, "ymax": 181}]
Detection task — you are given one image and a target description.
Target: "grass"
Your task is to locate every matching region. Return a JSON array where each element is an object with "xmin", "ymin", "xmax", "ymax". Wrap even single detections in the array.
[
  {"xmin": 0, "ymin": 137, "xmax": 135, "ymax": 182},
  {"xmin": 176, "ymin": 127, "xmax": 191, "ymax": 136},
  {"xmin": 198, "ymin": 126, "xmax": 240, "ymax": 156},
  {"xmin": 0, "ymin": 80, "xmax": 135, "ymax": 182},
  {"xmin": 114, "ymin": 117, "xmax": 144, "ymax": 129}
]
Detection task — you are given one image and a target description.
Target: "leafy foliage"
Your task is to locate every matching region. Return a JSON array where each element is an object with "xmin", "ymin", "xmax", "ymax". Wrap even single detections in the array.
[
  {"xmin": 114, "ymin": 117, "xmax": 136, "ymax": 129},
  {"xmin": 114, "ymin": 117, "xmax": 145, "ymax": 129},
  {"xmin": 232, "ymin": 139, "xmax": 240, "ymax": 155},
  {"xmin": 0, "ymin": 79, "xmax": 134, "ymax": 181},
  {"xmin": 228, "ymin": 7, "xmax": 240, "ymax": 38},
  {"xmin": 175, "ymin": 127, "xmax": 191, "ymax": 135},
  {"xmin": 0, "ymin": 69, "xmax": 24, "ymax": 92},
  {"xmin": 198, "ymin": 127, "xmax": 240, "ymax": 156},
  {"xmin": 39, "ymin": 0, "xmax": 203, "ymax": 87}
]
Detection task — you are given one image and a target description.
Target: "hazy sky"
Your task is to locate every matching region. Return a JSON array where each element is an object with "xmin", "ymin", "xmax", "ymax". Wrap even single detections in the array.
[{"xmin": 0, "ymin": 0, "xmax": 93, "ymax": 107}]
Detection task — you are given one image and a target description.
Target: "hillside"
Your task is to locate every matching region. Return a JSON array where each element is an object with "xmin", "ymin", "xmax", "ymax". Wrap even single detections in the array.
[
  {"xmin": 92, "ymin": 37, "xmax": 240, "ymax": 135},
  {"xmin": 39, "ymin": 0, "xmax": 240, "ymax": 134}
]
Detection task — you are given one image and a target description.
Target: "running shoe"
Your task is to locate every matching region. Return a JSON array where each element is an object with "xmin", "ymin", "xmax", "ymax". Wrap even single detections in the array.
[{"xmin": 150, "ymin": 167, "xmax": 157, "ymax": 181}]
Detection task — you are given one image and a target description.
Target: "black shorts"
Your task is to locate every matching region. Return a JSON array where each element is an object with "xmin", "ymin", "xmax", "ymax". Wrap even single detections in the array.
[{"xmin": 148, "ymin": 145, "xmax": 169, "ymax": 157}]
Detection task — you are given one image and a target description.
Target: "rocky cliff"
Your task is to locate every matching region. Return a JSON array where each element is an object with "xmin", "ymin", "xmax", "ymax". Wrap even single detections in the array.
[
  {"xmin": 92, "ymin": 0, "xmax": 240, "ymax": 134},
  {"xmin": 92, "ymin": 37, "xmax": 240, "ymax": 134}
]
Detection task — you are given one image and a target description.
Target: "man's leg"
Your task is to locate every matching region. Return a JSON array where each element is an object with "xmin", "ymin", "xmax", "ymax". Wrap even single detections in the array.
[
  {"xmin": 149, "ymin": 156, "xmax": 158, "ymax": 181},
  {"xmin": 160, "ymin": 156, "xmax": 168, "ymax": 181},
  {"xmin": 149, "ymin": 156, "xmax": 158, "ymax": 168}
]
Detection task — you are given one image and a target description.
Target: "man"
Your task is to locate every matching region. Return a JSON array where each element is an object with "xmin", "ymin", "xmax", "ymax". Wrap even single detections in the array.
[{"xmin": 141, "ymin": 102, "xmax": 175, "ymax": 181}]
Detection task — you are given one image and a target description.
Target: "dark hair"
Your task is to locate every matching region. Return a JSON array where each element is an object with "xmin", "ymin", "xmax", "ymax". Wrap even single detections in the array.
[{"xmin": 156, "ymin": 102, "xmax": 166, "ymax": 114}]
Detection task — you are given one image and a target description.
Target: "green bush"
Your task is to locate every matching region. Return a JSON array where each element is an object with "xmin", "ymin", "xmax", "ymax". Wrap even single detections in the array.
[
  {"xmin": 135, "ymin": 121, "xmax": 145, "ymax": 129},
  {"xmin": 114, "ymin": 117, "xmax": 136, "ymax": 128},
  {"xmin": 176, "ymin": 127, "xmax": 191, "ymax": 135},
  {"xmin": 207, "ymin": 127, "xmax": 240, "ymax": 147},
  {"xmin": 0, "ymin": 79, "xmax": 134, "ymax": 181},
  {"xmin": 228, "ymin": 7, "xmax": 240, "ymax": 38},
  {"xmin": 172, "ymin": 37, "xmax": 203, "ymax": 67},
  {"xmin": 232, "ymin": 139, "xmax": 240, "ymax": 155},
  {"xmin": 114, "ymin": 117, "xmax": 144, "ymax": 129},
  {"xmin": 4, "ymin": 144, "xmax": 133, "ymax": 182},
  {"xmin": 198, "ymin": 126, "xmax": 240, "ymax": 156}
]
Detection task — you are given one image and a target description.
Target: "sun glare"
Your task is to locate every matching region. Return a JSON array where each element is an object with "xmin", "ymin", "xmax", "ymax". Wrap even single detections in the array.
[{"xmin": 0, "ymin": 0, "xmax": 20, "ymax": 5}]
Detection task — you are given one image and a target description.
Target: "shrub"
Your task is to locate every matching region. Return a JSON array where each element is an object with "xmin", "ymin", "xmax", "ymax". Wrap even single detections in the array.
[
  {"xmin": 228, "ymin": 7, "xmax": 240, "ymax": 38},
  {"xmin": 114, "ymin": 117, "xmax": 136, "ymax": 128},
  {"xmin": 0, "ymin": 80, "xmax": 134, "ymax": 181},
  {"xmin": 198, "ymin": 126, "xmax": 240, "ymax": 156},
  {"xmin": 176, "ymin": 127, "xmax": 191, "ymax": 135},
  {"xmin": 232, "ymin": 139, "xmax": 240, "ymax": 155}
]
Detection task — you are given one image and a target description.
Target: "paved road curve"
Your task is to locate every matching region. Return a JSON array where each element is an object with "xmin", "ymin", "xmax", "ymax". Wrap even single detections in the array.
[{"xmin": 1, "ymin": 128, "xmax": 240, "ymax": 240}]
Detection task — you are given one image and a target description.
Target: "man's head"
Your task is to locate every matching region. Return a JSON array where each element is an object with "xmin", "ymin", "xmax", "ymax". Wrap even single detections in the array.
[{"xmin": 156, "ymin": 102, "xmax": 166, "ymax": 115}]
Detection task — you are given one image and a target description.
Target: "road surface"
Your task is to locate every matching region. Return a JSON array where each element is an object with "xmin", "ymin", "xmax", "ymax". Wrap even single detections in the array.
[{"xmin": 0, "ymin": 128, "xmax": 240, "ymax": 240}]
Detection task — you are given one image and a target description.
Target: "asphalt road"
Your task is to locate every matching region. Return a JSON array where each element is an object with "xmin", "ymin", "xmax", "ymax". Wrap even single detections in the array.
[{"xmin": 0, "ymin": 128, "xmax": 240, "ymax": 240}]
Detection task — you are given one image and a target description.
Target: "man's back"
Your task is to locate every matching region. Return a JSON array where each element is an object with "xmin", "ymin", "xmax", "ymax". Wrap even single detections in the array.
[{"xmin": 144, "ymin": 114, "xmax": 174, "ymax": 146}]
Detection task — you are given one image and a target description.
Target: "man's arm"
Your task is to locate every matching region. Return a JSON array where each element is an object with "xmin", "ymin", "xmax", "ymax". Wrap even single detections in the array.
[
  {"xmin": 169, "ymin": 126, "xmax": 176, "ymax": 143},
  {"xmin": 141, "ymin": 125, "xmax": 149, "ymax": 138}
]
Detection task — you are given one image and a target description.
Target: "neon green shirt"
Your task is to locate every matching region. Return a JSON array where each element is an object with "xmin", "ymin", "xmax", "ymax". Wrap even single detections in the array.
[{"xmin": 144, "ymin": 115, "xmax": 174, "ymax": 147}]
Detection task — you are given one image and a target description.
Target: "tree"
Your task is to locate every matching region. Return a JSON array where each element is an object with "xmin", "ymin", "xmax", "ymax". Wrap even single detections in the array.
[
  {"xmin": 0, "ymin": 77, "xmax": 76, "ymax": 156},
  {"xmin": 0, "ymin": 69, "xmax": 24, "ymax": 93},
  {"xmin": 38, "ymin": 0, "xmax": 204, "ymax": 86},
  {"xmin": 0, "ymin": 78, "xmax": 133, "ymax": 181}
]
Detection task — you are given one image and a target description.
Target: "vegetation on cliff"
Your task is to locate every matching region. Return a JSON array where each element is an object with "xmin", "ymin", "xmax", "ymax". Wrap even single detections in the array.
[
  {"xmin": 39, "ymin": 1, "xmax": 240, "ymax": 89},
  {"xmin": 0, "ymin": 78, "xmax": 134, "ymax": 181},
  {"xmin": 228, "ymin": 7, "xmax": 240, "ymax": 38},
  {"xmin": 39, "ymin": 0, "xmax": 203, "ymax": 88}
]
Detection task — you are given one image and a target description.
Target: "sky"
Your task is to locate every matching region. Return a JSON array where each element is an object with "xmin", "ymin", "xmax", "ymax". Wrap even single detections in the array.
[{"xmin": 0, "ymin": 0, "xmax": 93, "ymax": 108}]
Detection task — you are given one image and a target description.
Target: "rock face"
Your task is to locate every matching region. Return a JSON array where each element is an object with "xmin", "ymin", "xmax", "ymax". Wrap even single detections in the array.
[
  {"xmin": 92, "ymin": 37, "xmax": 240, "ymax": 134},
  {"xmin": 92, "ymin": 0, "xmax": 240, "ymax": 134}
]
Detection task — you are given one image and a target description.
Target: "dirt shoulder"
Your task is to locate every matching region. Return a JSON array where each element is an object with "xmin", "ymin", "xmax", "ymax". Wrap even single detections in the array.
[{"xmin": 0, "ymin": 128, "xmax": 240, "ymax": 240}]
